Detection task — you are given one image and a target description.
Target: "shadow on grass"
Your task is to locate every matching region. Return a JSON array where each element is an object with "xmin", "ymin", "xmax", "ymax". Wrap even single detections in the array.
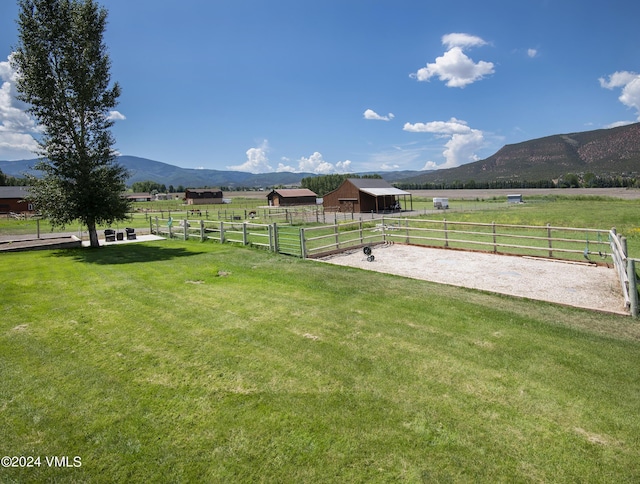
[{"xmin": 51, "ymin": 243, "xmax": 205, "ymax": 264}]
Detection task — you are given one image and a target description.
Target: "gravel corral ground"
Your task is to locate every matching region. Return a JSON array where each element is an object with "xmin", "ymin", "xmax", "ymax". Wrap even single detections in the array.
[{"xmin": 319, "ymin": 244, "xmax": 627, "ymax": 315}]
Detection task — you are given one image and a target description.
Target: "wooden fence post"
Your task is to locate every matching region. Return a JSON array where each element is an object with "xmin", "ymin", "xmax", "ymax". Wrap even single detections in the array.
[
  {"xmin": 359, "ymin": 219, "xmax": 363, "ymax": 245},
  {"xmin": 627, "ymin": 259, "xmax": 638, "ymax": 317},
  {"xmin": 547, "ymin": 224, "xmax": 553, "ymax": 257},
  {"xmin": 334, "ymin": 223, "xmax": 339, "ymax": 250},
  {"xmin": 443, "ymin": 219, "xmax": 448, "ymax": 248},
  {"xmin": 273, "ymin": 223, "xmax": 279, "ymax": 253},
  {"xmin": 200, "ymin": 219, "xmax": 205, "ymax": 241},
  {"xmin": 492, "ymin": 222, "xmax": 497, "ymax": 253},
  {"xmin": 183, "ymin": 220, "xmax": 188, "ymax": 241},
  {"xmin": 219, "ymin": 221, "xmax": 225, "ymax": 244},
  {"xmin": 300, "ymin": 227, "xmax": 307, "ymax": 259},
  {"xmin": 405, "ymin": 218, "xmax": 410, "ymax": 244},
  {"xmin": 243, "ymin": 222, "xmax": 248, "ymax": 246}
]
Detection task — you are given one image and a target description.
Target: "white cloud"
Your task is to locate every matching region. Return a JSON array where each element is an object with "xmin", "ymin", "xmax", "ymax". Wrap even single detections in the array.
[
  {"xmin": 363, "ymin": 109, "xmax": 395, "ymax": 121},
  {"xmin": 297, "ymin": 152, "xmax": 338, "ymax": 174},
  {"xmin": 336, "ymin": 160, "xmax": 352, "ymax": 172},
  {"xmin": 411, "ymin": 33, "xmax": 494, "ymax": 88},
  {"xmin": 227, "ymin": 140, "xmax": 273, "ymax": 173},
  {"xmin": 403, "ymin": 117, "xmax": 485, "ymax": 169},
  {"xmin": 599, "ymin": 71, "xmax": 638, "ymax": 89},
  {"xmin": 527, "ymin": 48, "xmax": 538, "ymax": 58},
  {"xmin": 107, "ymin": 110, "xmax": 126, "ymax": 121},
  {"xmin": 599, "ymin": 71, "xmax": 640, "ymax": 123},
  {"xmin": 442, "ymin": 33, "xmax": 487, "ymax": 49},
  {"xmin": 604, "ymin": 120, "xmax": 635, "ymax": 129},
  {"xmin": 0, "ymin": 54, "xmax": 40, "ymax": 159},
  {"xmin": 276, "ymin": 152, "xmax": 352, "ymax": 174}
]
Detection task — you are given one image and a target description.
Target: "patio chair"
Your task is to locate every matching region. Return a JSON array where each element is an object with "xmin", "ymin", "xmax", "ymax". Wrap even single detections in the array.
[{"xmin": 125, "ymin": 227, "xmax": 137, "ymax": 240}]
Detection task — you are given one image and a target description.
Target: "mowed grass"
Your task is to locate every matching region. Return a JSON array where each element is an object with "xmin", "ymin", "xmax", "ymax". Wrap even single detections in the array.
[{"xmin": 2, "ymin": 239, "xmax": 640, "ymax": 482}]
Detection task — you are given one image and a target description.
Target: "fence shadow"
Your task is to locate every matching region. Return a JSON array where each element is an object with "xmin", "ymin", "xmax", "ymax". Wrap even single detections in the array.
[{"xmin": 50, "ymin": 243, "xmax": 205, "ymax": 265}]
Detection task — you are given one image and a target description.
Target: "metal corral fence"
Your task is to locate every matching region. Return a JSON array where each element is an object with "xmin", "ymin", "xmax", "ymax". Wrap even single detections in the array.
[
  {"xmin": 302, "ymin": 216, "xmax": 639, "ymax": 316},
  {"xmin": 149, "ymin": 215, "xmax": 638, "ymax": 316},
  {"xmin": 143, "ymin": 206, "xmax": 367, "ymax": 225},
  {"xmin": 609, "ymin": 228, "xmax": 639, "ymax": 316},
  {"xmin": 303, "ymin": 216, "xmax": 613, "ymax": 260},
  {"xmin": 150, "ymin": 216, "xmax": 305, "ymax": 257}
]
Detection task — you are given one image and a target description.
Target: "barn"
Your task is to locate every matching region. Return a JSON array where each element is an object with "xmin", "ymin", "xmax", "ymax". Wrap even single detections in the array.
[
  {"xmin": 185, "ymin": 188, "xmax": 224, "ymax": 205},
  {"xmin": 323, "ymin": 178, "xmax": 412, "ymax": 213},
  {"xmin": 267, "ymin": 188, "xmax": 318, "ymax": 207},
  {"xmin": 126, "ymin": 192, "xmax": 153, "ymax": 202},
  {"xmin": 0, "ymin": 186, "xmax": 33, "ymax": 215}
]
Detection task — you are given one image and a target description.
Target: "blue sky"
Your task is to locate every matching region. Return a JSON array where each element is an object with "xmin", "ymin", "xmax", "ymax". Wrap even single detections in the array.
[{"xmin": 2, "ymin": 0, "xmax": 640, "ymax": 174}]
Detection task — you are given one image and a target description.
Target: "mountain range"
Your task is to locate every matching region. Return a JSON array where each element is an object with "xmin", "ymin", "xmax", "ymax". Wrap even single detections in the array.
[
  {"xmin": 396, "ymin": 122, "xmax": 640, "ymax": 186},
  {"xmin": 2, "ymin": 122, "xmax": 639, "ymax": 188}
]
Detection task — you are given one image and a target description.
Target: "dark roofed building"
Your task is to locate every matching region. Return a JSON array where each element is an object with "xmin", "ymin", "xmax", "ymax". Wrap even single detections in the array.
[
  {"xmin": 185, "ymin": 188, "xmax": 224, "ymax": 205},
  {"xmin": 322, "ymin": 178, "xmax": 412, "ymax": 213},
  {"xmin": 126, "ymin": 192, "xmax": 153, "ymax": 202},
  {"xmin": 267, "ymin": 188, "xmax": 318, "ymax": 207}
]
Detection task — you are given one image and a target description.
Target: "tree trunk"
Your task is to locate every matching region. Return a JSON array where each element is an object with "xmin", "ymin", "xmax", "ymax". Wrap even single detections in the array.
[{"xmin": 87, "ymin": 220, "xmax": 100, "ymax": 248}]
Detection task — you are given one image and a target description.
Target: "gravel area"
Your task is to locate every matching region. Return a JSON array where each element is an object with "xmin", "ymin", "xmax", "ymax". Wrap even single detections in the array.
[{"xmin": 319, "ymin": 244, "xmax": 627, "ymax": 315}]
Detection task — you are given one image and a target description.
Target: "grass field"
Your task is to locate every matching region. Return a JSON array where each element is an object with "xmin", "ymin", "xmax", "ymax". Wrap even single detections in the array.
[{"xmin": 2, "ymin": 238, "xmax": 640, "ymax": 482}]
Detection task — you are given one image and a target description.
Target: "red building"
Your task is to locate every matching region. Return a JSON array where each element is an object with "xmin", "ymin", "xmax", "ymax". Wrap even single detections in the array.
[
  {"xmin": 322, "ymin": 178, "xmax": 412, "ymax": 213},
  {"xmin": 0, "ymin": 187, "xmax": 33, "ymax": 214},
  {"xmin": 267, "ymin": 188, "xmax": 318, "ymax": 207}
]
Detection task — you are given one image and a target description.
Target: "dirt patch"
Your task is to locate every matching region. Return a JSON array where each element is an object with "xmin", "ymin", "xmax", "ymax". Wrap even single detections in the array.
[{"xmin": 318, "ymin": 244, "xmax": 627, "ymax": 315}]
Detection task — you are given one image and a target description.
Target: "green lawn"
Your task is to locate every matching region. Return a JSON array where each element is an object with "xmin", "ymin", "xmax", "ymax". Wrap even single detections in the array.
[{"xmin": 1, "ymin": 239, "xmax": 640, "ymax": 482}]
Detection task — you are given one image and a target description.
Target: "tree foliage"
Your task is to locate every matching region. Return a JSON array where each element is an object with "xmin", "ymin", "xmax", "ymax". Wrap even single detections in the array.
[
  {"xmin": 131, "ymin": 180, "xmax": 167, "ymax": 194},
  {"xmin": 11, "ymin": 0, "xmax": 130, "ymax": 247},
  {"xmin": 0, "ymin": 169, "xmax": 30, "ymax": 186}
]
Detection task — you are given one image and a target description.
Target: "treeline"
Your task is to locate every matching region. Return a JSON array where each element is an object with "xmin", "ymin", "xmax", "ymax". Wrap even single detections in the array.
[
  {"xmin": 0, "ymin": 169, "xmax": 29, "ymax": 186},
  {"xmin": 301, "ymin": 173, "xmax": 382, "ymax": 196},
  {"xmin": 130, "ymin": 181, "xmax": 185, "ymax": 193},
  {"xmin": 395, "ymin": 174, "xmax": 640, "ymax": 190}
]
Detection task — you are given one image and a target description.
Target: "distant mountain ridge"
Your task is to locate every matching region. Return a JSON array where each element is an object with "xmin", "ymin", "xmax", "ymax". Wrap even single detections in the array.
[
  {"xmin": 398, "ymin": 122, "xmax": 640, "ymax": 186},
  {"xmin": 2, "ymin": 123, "xmax": 639, "ymax": 187},
  {"xmin": 0, "ymin": 155, "xmax": 423, "ymax": 188},
  {"xmin": 0, "ymin": 155, "xmax": 322, "ymax": 188}
]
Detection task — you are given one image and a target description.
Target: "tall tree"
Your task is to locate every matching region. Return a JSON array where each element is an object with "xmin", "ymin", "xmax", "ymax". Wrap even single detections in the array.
[{"xmin": 11, "ymin": 0, "xmax": 130, "ymax": 247}]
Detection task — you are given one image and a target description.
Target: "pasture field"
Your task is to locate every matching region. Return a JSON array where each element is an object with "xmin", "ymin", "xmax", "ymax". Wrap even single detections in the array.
[
  {"xmin": 2, "ymin": 190, "xmax": 639, "ymax": 240},
  {"xmin": 1, "ymin": 239, "xmax": 640, "ymax": 482}
]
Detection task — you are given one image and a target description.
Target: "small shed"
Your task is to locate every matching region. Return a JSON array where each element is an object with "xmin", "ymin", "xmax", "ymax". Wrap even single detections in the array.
[
  {"xmin": 185, "ymin": 188, "xmax": 224, "ymax": 205},
  {"xmin": 507, "ymin": 194, "xmax": 523, "ymax": 204},
  {"xmin": 267, "ymin": 188, "xmax": 318, "ymax": 207},
  {"xmin": 0, "ymin": 186, "xmax": 33, "ymax": 214},
  {"xmin": 433, "ymin": 197, "xmax": 449, "ymax": 209},
  {"xmin": 323, "ymin": 178, "xmax": 412, "ymax": 213}
]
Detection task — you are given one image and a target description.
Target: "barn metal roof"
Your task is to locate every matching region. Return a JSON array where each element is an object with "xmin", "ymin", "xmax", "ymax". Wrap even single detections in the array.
[
  {"xmin": 358, "ymin": 187, "xmax": 411, "ymax": 197},
  {"xmin": 0, "ymin": 186, "xmax": 31, "ymax": 199},
  {"xmin": 271, "ymin": 189, "xmax": 317, "ymax": 197},
  {"xmin": 346, "ymin": 178, "xmax": 410, "ymax": 197}
]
